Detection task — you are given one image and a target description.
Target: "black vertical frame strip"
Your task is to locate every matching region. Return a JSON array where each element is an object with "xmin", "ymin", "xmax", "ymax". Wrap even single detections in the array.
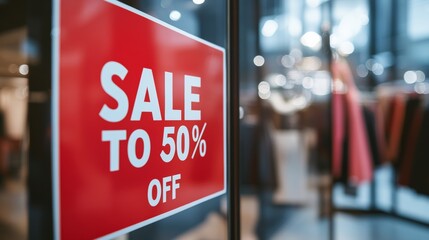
[
  {"xmin": 27, "ymin": 0, "xmax": 54, "ymax": 239},
  {"xmin": 368, "ymin": 0, "xmax": 377, "ymax": 87},
  {"xmin": 227, "ymin": 0, "xmax": 240, "ymax": 239},
  {"xmin": 390, "ymin": 0, "xmax": 398, "ymax": 80}
]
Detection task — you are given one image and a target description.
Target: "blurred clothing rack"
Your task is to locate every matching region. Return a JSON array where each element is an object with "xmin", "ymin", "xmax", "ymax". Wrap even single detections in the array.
[{"xmin": 332, "ymin": 79, "xmax": 429, "ymax": 237}]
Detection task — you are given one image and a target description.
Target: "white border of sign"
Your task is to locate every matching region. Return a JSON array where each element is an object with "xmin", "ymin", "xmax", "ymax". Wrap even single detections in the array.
[{"xmin": 52, "ymin": 0, "xmax": 227, "ymax": 239}]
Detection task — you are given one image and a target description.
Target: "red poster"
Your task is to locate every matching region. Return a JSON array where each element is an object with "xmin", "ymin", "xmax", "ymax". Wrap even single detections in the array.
[{"xmin": 52, "ymin": 0, "xmax": 226, "ymax": 239}]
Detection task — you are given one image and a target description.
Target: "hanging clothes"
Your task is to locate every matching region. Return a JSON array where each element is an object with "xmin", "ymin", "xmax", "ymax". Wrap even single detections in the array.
[
  {"xmin": 332, "ymin": 91, "xmax": 345, "ymax": 178},
  {"xmin": 375, "ymin": 82, "xmax": 429, "ymax": 194},
  {"xmin": 331, "ymin": 59, "xmax": 373, "ymax": 185},
  {"xmin": 397, "ymin": 97, "xmax": 424, "ymax": 186},
  {"xmin": 409, "ymin": 105, "xmax": 429, "ymax": 196},
  {"xmin": 384, "ymin": 95, "xmax": 407, "ymax": 163},
  {"xmin": 362, "ymin": 106, "xmax": 381, "ymax": 167},
  {"xmin": 375, "ymin": 91, "xmax": 390, "ymax": 163}
]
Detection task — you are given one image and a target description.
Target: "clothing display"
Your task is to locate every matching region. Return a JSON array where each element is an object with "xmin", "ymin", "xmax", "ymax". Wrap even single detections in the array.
[
  {"xmin": 396, "ymin": 97, "xmax": 422, "ymax": 186},
  {"xmin": 362, "ymin": 106, "xmax": 381, "ymax": 167},
  {"xmin": 407, "ymin": 105, "xmax": 429, "ymax": 196},
  {"xmin": 332, "ymin": 82, "xmax": 429, "ymax": 235},
  {"xmin": 332, "ymin": 92, "xmax": 345, "ymax": 178},
  {"xmin": 375, "ymin": 83, "xmax": 429, "ymax": 196},
  {"xmin": 384, "ymin": 95, "xmax": 406, "ymax": 162},
  {"xmin": 332, "ymin": 59, "xmax": 373, "ymax": 185}
]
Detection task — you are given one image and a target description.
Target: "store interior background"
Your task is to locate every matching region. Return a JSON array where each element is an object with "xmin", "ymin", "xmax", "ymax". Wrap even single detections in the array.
[{"xmin": 1, "ymin": 0, "xmax": 429, "ymax": 239}]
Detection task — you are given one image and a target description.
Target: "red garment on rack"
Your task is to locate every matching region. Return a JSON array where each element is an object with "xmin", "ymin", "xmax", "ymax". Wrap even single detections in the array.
[
  {"xmin": 385, "ymin": 95, "xmax": 406, "ymax": 162},
  {"xmin": 331, "ymin": 59, "xmax": 373, "ymax": 184},
  {"xmin": 332, "ymin": 91, "xmax": 345, "ymax": 177},
  {"xmin": 375, "ymin": 95, "xmax": 390, "ymax": 163}
]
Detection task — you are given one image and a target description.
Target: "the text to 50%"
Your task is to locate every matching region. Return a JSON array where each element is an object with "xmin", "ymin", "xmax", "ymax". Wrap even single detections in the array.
[{"xmin": 160, "ymin": 123, "xmax": 207, "ymax": 162}]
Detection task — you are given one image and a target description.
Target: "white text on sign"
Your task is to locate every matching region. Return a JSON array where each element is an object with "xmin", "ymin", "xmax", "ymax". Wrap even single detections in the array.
[
  {"xmin": 99, "ymin": 61, "xmax": 203, "ymax": 172},
  {"xmin": 99, "ymin": 61, "xmax": 201, "ymax": 122},
  {"xmin": 148, "ymin": 174, "xmax": 181, "ymax": 207}
]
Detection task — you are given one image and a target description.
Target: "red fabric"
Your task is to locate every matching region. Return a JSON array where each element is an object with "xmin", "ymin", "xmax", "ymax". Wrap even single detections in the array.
[
  {"xmin": 375, "ymin": 96, "xmax": 390, "ymax": 163},
  {"xmin": 385, "ymin": 95, "xmax": 406, "ymax": 162},
  {"xmin": 331, "ymin": 59, "xmax": 373, "ymax": 184},
  {"xmin": 332, "ymin": 92, "xmax": 345, "ymax": 177}
]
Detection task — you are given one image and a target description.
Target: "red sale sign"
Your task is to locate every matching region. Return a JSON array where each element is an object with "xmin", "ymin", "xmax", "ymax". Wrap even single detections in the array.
[{"xmin": 52, "ymin": 0, "xmax": 226, "ymax": 239}]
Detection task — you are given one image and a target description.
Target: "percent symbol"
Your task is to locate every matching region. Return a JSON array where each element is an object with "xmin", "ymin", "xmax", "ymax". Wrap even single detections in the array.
[{"xmin": 191, "ymin": 123, "xmax": 207, "ymax": 159}]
